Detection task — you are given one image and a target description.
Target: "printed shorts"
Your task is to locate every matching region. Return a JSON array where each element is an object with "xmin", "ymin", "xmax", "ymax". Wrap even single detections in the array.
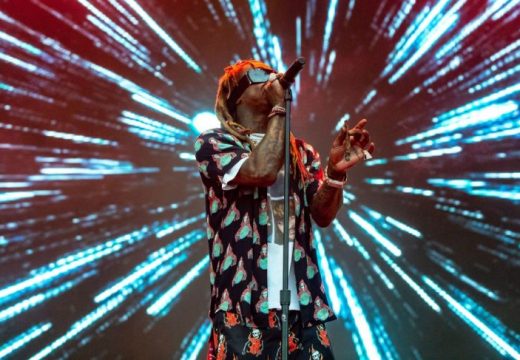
[{"xmin": 207, "ymin": 310, "xmax": 335, "ymax": 359}]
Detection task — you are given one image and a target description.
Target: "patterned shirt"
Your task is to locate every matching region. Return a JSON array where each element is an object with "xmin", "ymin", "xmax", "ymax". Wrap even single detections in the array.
[{"xmin": 194, "ymin": 127, "xmax": 336, "ymax": 328}]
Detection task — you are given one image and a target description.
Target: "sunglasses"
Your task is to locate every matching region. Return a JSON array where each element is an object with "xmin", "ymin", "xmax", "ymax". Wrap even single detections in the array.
[{"xmin": 227, "ymin": 68, "xmax": 274, "ymax": 112}]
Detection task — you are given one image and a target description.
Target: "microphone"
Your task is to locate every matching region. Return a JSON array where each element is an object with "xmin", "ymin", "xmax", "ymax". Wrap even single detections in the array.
[{"xmin": 279, "ymin": 58, "xmax": 305, "ymax": 89}]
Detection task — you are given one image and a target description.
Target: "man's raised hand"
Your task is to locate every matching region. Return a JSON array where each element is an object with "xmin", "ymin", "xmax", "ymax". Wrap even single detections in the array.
[{"xmin": 326, "ymin": 118, "xmax": 375, "ymax": 178}]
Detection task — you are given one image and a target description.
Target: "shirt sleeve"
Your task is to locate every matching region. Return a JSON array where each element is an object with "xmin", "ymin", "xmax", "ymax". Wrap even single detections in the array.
[
  {"xmin": 302, "ymin": 142, "xmax": 325, "ymax": 205},
  {"xmin": 221, "ymin": 156, "xmax": 249, "ymax": 190},
  {"xmin": 194, "ymin": 129, "xmax": 250, "ymax": 186}
]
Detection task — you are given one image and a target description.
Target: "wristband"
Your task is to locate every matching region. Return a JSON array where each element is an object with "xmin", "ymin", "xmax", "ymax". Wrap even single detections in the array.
[{"xmin": 324, "ymin": 166, "xmax": 347, "ymax": 188}]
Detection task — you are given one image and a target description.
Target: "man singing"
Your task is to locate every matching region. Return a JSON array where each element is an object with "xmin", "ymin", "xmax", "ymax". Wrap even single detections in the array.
[{"xmin": 195, "ymin": 60, "xmax": 375, "ymax": 359}]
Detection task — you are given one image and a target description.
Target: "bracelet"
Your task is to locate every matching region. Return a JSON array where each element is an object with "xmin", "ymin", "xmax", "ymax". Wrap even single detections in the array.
[
  {"xmin": 267, "ymin": 105, "xmax": 286, "ymax": 119},
  {"xmin": 324, "ymin": 165, "xmax": 347, "ymax": 188}
]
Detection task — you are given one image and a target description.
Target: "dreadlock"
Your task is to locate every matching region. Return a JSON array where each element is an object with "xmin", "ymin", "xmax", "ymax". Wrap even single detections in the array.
[{"xmin": 214, "ymin": 59, "xmax": 311, "ymax": 183}]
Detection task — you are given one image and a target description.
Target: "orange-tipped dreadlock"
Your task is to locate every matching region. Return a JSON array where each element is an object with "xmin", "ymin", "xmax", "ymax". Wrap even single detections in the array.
[{"xmin": 215, "ymin": 59, "xmax": 311, "ymax": 184}]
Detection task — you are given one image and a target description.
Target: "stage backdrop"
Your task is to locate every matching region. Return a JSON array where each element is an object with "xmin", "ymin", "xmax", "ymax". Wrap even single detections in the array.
[{"xmin": 0, "ymin": 0, "xmax": 519, "ymax": 359}]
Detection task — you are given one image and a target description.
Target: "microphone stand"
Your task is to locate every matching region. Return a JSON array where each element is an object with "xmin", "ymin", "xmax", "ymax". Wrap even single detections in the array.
[
  {"xmin": 276, "ymin": 57, "xmax": 304, "ymax": 360},
  {"xmin": 280, "ymin": 85, "xmax": 292, "ymax": 360}
]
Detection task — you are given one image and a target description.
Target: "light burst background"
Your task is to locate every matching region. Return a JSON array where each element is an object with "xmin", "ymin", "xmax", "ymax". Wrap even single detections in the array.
[{"xmin": 0, "ymin": 0, "xmax": 519, "ymax": 359}]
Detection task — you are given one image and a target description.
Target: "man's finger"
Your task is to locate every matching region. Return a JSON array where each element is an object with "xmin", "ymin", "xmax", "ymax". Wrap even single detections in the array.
[
  {"xmin": 367, "ymin": 142, "xmax": 375, "ymax": 155},
  {"xmin": 352, "ymin": 118, "xmax": 368, "ymax": 130},
  {"xmin": 359, "ymin": 130, "xmax": 370, "ymax": 148},
  {"xmin": 333, "ymin": 124, "xmax": 348, "ymax": 147},
  {"xmin": 348, "ymin": 129, "xmax": 364, "ymax": 143}
]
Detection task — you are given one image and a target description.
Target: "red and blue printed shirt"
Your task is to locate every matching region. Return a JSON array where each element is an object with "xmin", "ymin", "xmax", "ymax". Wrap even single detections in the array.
[{"xmin": 194, "ymin": 127, "xmax": 336, "ymax": 328}]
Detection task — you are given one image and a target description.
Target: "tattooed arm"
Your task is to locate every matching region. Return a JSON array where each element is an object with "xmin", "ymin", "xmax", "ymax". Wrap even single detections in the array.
[
  {"xmin": 229, "ymin": 71, "xmax": 286, "ymax": 188},
  {"xmin": 310, "ymin": 167, "xmax": 344, "ymax": 227},
  {"xmin": 231, "ymin": 115, "xmax": 285, "ymax": 187},
  {"xmin": 310, "ymin": 118, "xmax": 376, "ymax": 227}
]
